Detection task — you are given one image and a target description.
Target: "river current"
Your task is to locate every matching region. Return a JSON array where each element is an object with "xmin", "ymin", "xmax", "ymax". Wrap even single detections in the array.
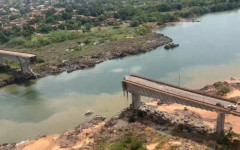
[{"xmin": 0, "ymin": 10, "xmax": 240, "ymax": 143}]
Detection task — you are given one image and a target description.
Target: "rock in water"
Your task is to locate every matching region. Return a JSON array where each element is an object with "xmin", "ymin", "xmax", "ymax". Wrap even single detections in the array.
[{"xmin": 164, "ymin": 43, "xmax": 179, "ymax": 50}]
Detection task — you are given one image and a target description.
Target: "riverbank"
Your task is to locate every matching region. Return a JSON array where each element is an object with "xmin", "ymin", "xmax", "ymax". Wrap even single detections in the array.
[
  {"xmin": 0, "ymin": 106, "xmax": 216, "ymax": 150},
  {"xmin": 2, "ymin": 77, "xmax": 240, "ymax": 150},
  {"xmin": 0, "ymin": 31, "xmax": 172, "ymax": 88},
  {"xmin": 2, "ymin": 103, "xmax": 239, "ymax": 150}
]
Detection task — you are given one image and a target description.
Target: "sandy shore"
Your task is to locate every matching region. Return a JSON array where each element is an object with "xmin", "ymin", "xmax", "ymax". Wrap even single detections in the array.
[{"xmin": 148, "ymin": 102, "xmax": 240, "ymax": 134}]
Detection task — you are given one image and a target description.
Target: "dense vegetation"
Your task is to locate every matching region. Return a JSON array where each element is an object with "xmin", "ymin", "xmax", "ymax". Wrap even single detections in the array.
[
  {"xmin": 0, "ymin": 0, "xmax": 240, "ymax": 82},
  {"xmin": 0, "ymin": 0, "xmax": 240, "ymax": 47},
  {"xmin": 5, "ymin": 25, "xmax": 149, "ymax": 49}
]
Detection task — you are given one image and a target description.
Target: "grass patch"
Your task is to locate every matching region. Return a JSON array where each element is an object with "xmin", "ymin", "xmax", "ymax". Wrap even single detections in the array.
[
  {"xmin": 0, "ymin": 73, "xmax": 14, "ymax": 81},
  {"xmin": 6, "ymin": 26, "xmax": 148, "ymax": 50},
  {"xmin": 152, "ymin": 134, "xmax": 169, "ymax": 150},
  {"xmin": 97, "ymin": 136, "xmax": 147, "ymax": 150},
  {"xmin": 217, "ymin": 86, "xmax": 230, "ymax": 96},
  {"xmin": 213, "ymin": 81, "xmax": 230, "ymax": 96},
  {"xmin": 36, "ymin": 57, "xmax": 45, "ymax": 63}
]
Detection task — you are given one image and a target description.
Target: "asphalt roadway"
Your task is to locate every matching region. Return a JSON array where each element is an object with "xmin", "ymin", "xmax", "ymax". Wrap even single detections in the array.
[{"xmin": 124, "ymin": 75, "xmax": 240, "ymax": 113}]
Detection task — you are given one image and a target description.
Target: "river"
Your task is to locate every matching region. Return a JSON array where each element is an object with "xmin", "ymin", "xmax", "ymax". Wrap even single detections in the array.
[{"xmin": 1, "ymin": 10, "xmax": 240, "ymax": 143}]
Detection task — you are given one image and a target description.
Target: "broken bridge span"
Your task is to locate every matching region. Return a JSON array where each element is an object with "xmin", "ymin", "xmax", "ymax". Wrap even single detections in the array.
[
  {"xmin": 0, "ymin": 50, "xmax": 36, "ymax": 74},
  {"xmin": 122, "ymin": 74, "xmax": 240, "ymax": 135}
]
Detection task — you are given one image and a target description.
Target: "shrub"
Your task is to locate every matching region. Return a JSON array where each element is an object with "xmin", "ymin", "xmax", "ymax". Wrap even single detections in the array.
[
  {"xmin": 37, "ymin": 58, "xmax": 45, "ymax": 63},
  {"xmin": 177, "ymin": 11, "xmax": 192, "ymax": 18},
  {"xmin": 7, "ymin": 37, "xmax": 26, "ymax": 47},
  {"xmin": 130, "ymin": 20, "xmax": 139, "ymax": 27},
  {"xmin": 123, "ymin": 136, "xmax": 132, "ymax": 144},
  {"xmin": 217, "ymin": 87, "xmax": 230, "ymax": 96},
  {"xmin": 190, "ymin": 6, "xmax": 209, "ymax": 16},
  {"xmin": 24, "ymin": 37, "xmax": 51, "ymax": 48},
  {"xmin": 213, "ymin": 81, "xmax": 222, "ymax": 88},
  {"xmin": 136, "ymin": 27, "xmax": 148, "ymax": 35},
  {"xmin": 128, "ymin": 116, "xmax": 136, "ymax": 123},
  {"xmin": 108, "ymin": 136, "xmax": 146, "ymax": 150},
  {"xmin": 158, "ymin": 4, "xmax": 170, "ymax": 12},
  {"xmin": 84, "ymin": 38, "xmax": 92, "ymax": 45},
  {"xmin": 137, "ymin": 110, "xmax": 145, "ymax": 118},
  {"xmin": 46, "ymin": 31, "xmax": 80, "ymax": 43},
  {"xmin": 0, "ymin": 65, "xmax": 10, "ymax": 73},
  {"xmin": 157, "ymin": 19, "xmax": 164, "ymax": 25},
  {"xmin": 130, "ymin": 139, "xmax": 146, "ymax": 150}
]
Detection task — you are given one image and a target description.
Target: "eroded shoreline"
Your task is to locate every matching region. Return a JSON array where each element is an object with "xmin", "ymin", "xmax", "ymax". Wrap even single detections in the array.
[
  {"xmin": 0, "ymin": 32, "xmax": 172, "ymax": 88},
  {"xmin": 2, "ymin": 77, "xmax": 240, "ymax": 149}
]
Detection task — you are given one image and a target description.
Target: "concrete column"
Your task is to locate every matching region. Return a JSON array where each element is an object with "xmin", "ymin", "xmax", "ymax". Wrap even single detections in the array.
[
  {"xmin": 132, "ymin": 92, "xmax": 141, "ymax": 109},
  {"xmin": 18, "ymin": 58, "xmax": 30, "ymax": 74},
  {"xmin": 216, "ymin": 112, "xmax": 225, "ymax": 135}
]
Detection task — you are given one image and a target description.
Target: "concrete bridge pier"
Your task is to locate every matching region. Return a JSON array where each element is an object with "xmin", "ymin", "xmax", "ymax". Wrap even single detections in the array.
[
  {"xmin": 216, "ymin": 112, "xmax": 225, "ymax": 136},
  {"xmin": 132, "ymin": 92, "xmax": 141, "ymax": 109},
  {"xmin": 18, "ymin": 57, "xmax": 30, "ymax": 74}
]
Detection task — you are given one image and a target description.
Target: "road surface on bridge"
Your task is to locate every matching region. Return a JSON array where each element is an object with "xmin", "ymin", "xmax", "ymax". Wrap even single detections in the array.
[
  {"xmin": 124, "ymin": 75, "xmax": 240, "ymax": 113},
  {"xmin": 0, "ymin": 50, "xmax": 36, "ymax": 58}
]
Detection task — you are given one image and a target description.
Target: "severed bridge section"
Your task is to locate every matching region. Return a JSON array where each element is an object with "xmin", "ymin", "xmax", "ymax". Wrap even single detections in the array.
[
  {"xmin": 122, "ymin": 74, "xmax": 240, "ymax": 135},
  {"xmin": 0, "ymin": 50, "xmax": 37, "ymax": 74}
]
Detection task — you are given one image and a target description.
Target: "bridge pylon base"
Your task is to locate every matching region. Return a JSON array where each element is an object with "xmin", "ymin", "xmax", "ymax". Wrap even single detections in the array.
[
  {"xmin": 18, "ymin": 58, "xmax": 30, "ymax": 74},
  {"xmin": 216, "ymin": 112, "xmax": 225, "ymax": 136},
  {"xmin": 132, "ymin": 93, "xmax": 141, "ymax": 109}
]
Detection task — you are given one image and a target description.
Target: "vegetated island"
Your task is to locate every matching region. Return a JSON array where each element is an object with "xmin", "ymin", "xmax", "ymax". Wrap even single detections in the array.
[
  {"xmin": 1, "ymin": 0, "xmax": 240, "ymax": 88},
  {"xmin": 2, "ymin": 77, "xmax": 240, "ymax": 150}
]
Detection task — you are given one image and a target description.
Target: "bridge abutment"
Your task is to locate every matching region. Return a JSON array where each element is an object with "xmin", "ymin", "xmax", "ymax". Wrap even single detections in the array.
[
  {"xmin": 216, "ymin": 112, "xmax": 225, "ymax": 136},
  {"xmin": 132, "ymin": 92, "xmax": 141, "ymax": 109}
]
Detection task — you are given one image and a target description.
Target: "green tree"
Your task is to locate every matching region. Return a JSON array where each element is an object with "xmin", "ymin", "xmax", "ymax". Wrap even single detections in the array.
[
  {"xmin": 158, "ymin": 4, "xmax": 170, "ymax": 12},
  {"xmin": 0, "ymin": 31, "xmax": 9, "ymax": 44},
  {"xmin": 37, "ymin": 24, "xmax": 53, "ymax": 34},
  {"xmin": 46, "ymin": 16, "xmax": 57, "ymax": 24},
  {"xmin": 21, "ymin": 24, "xmax": 35, "ymax": 37},
  {"xmin": 84, "ymin": 23, "xmax": 92, "ymax": 32},
  {"xmin": 130, "ymin": 19, "xmax": 139, "ymax": 27},
  {"xmin": 61, "ymin": 11, "xmax": 72, "ymax": 20}
]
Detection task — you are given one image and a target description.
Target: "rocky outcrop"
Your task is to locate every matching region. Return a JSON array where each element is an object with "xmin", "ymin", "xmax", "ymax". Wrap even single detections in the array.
[
  {"xmin": 0, "ymin": 143, "xmax": 15, "ymax": 150},
  {"xmin": 56, "ymin": 115, "xmax": 106, "ymax": 148},
  {"xmin": 138, "ymin": 104, "xmax": 213, "ymax": 134},
  {"xmin": 164, "ymin": 42, "xmax": 179, "ymax": 49},
  {"xmin": 0, "ymin": 72, "xmax": 37, "ymax": 87}
]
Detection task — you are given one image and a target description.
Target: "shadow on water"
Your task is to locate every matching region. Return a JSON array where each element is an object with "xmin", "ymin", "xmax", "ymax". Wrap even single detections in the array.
[
  {"xmin": 0, "ymin": 85, "xmax": 56, "ymax": 123},
  {"xmin": 16, "ymin": 80, "xmax": 36, "ymax": 87}
]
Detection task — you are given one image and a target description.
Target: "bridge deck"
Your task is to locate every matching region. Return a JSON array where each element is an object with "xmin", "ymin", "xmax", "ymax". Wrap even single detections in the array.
[
  {"xmin": 0, "ymin": 50, "xmax": 36, "ymax": 58},
  {"xmin": 123, "ymin": 75, "xmax": 240, "ymax": 116}
]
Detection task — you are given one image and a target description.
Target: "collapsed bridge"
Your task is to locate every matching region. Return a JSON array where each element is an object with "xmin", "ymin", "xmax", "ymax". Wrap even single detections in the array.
[
  {"xmin": 0, "ymin": 50, "xmax": 36, "ymax": 74},
  {"xmin": 122, "ymin": 74, "xmax": 240, "ymax": 135}
]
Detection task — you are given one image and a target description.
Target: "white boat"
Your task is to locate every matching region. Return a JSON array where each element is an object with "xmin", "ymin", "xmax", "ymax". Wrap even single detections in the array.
[{"xmin": 85, "ymin": 110, "xmax": 93, "ymax": 116}]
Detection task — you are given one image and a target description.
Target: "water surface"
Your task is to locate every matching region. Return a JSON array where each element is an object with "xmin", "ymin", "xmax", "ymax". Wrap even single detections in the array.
[{"xmin": 1, "ymin": 9, "xmax": 240, "ymax": 143}]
